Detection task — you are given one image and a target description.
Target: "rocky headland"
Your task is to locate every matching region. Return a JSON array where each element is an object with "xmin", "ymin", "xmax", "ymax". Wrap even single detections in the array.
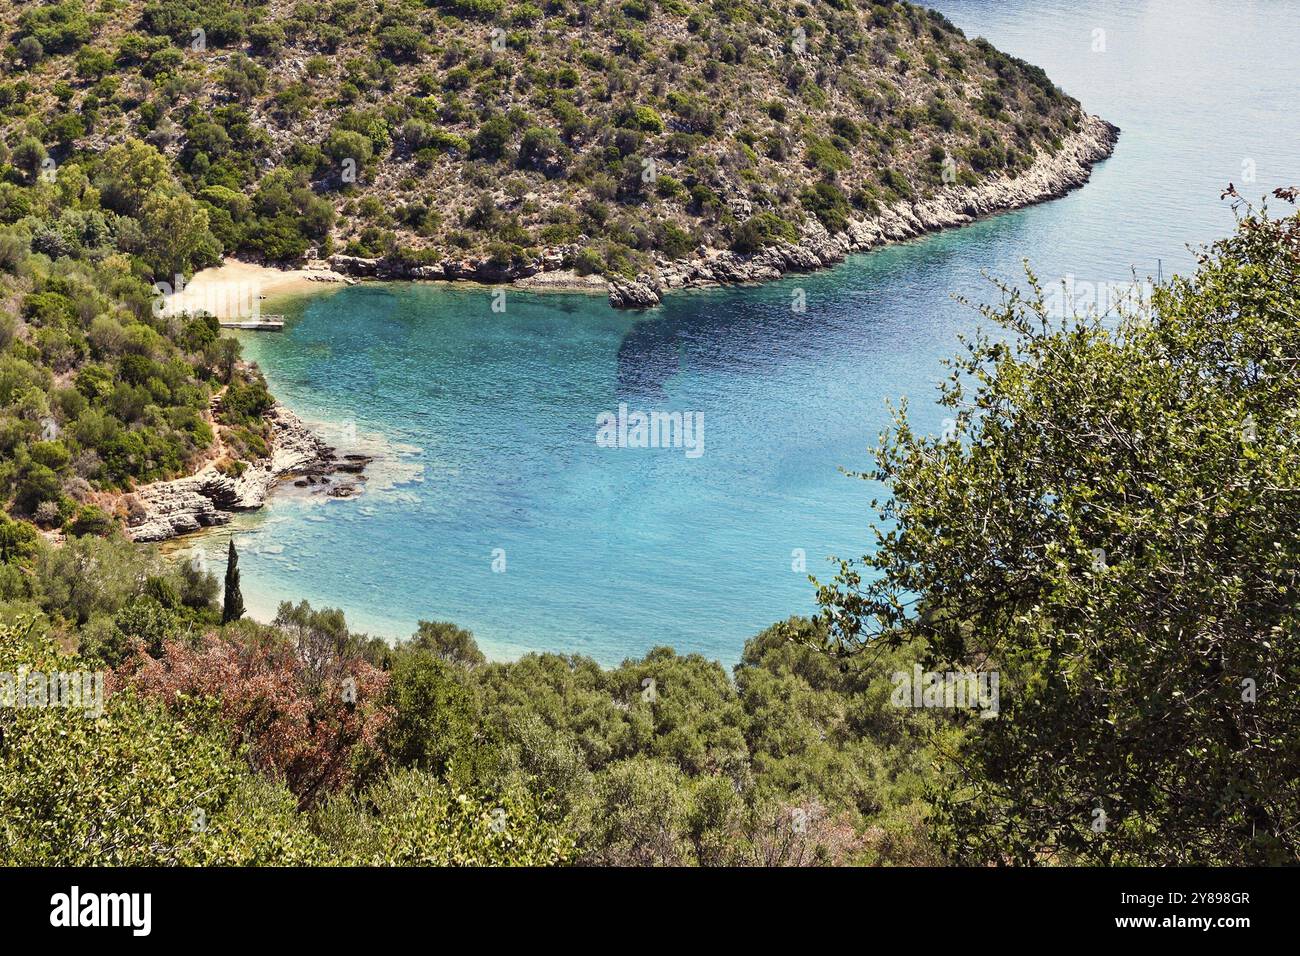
[
  {"xmin": 323, "ymin": 114, "xmax": 1118, "ymax": 310},
  {"xmin": 125, "ymin": 405, "xmax": 371, "ymax": 543}
]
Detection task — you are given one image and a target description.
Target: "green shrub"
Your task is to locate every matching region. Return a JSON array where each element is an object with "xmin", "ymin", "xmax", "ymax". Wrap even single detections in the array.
[
  {"xmin": 731, "ymin": 212, "xmax": 798, "ymax": 253},
  {"xmin": 472, "ymin": 116, "xmax": 514, "ymax": 160},
  {"xmin": 799, "ymin": 182, "xmax": 851, "ymax": 233},
  {"xmin": 574, "ymin": 246, "xmax": 606, "ymax": 276},
  {"xmin": 16, "ymin": 0, "xmax": 93, "ymax": 54}
]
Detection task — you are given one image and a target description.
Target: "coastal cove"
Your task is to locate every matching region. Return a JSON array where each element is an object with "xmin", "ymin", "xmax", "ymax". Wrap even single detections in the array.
[{"xmin": 176, "ymin": 0, "xmax": 1298, "ymax": 666}]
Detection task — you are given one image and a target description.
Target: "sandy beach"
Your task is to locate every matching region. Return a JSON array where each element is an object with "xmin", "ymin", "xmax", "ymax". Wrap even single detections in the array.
[{"xmin": 165, "ymin": 259, "xmax": 352, "ymax": 318}]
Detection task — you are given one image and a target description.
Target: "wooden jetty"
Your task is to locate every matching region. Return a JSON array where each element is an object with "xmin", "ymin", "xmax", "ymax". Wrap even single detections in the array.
[{"xmin": 219, "ymin": 315, "xmax": 285, "ymax": 331}]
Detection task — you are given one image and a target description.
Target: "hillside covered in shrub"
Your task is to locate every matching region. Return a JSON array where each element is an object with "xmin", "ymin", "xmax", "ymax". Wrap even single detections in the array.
[
  {"xmin": 0, "ymin": 529, "xmax": 943, "ymax": 865},
  {"xmin": 4, "ymin": 0, "xmax": 1090, "ymax": 276},
  {"xmin": 0, "ymin": 145, "xmax": 276, "ymax": 536}
]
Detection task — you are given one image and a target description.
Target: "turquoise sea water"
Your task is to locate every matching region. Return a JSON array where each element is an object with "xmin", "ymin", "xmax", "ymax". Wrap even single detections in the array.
[{"xmin": 200, "ymin": 0, "xmax": 1300, "ymax": 665}]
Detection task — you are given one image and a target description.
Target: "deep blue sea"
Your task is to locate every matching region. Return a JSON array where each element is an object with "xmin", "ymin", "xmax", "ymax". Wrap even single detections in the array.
[{"xmin": 193, "ymin": 0, "xmax": 1300, "ymax": 665}]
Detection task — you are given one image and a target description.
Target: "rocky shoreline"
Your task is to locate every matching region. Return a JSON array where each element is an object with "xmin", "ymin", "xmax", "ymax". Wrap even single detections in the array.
[
  {"xmin": 324, "ymin": 113, "xmax": 1118, "ymax": 310},
  {"xmin": 125, "ymin": 405, "xmax": 371, "ymax": 543}
]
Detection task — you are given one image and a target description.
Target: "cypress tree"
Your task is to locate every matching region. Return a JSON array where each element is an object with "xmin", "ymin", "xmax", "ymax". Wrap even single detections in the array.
[{"xmin": 222, "ymin": 537, "xmax": 245, "ymax": 624}]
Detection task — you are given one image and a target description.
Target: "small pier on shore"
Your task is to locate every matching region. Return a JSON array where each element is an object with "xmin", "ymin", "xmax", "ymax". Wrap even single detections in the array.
[{"xmin": 219, "ymin": 315, "xmax": 285, "ymax": 331}]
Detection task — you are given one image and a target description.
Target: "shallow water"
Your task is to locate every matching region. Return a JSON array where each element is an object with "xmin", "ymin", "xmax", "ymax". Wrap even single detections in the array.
[{"xmin": 194, "ymin": 0, "xmax": 1300, "ymax": 665}]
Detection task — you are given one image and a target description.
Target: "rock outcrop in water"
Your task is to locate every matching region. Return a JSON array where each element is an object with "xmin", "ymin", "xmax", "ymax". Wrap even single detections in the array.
[{"xmin": 126, "ymin": 405, "xmax": 370, "ymax": 543}]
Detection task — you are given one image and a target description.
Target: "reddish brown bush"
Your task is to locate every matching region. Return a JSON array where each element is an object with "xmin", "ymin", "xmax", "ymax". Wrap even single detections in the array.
[{"xmin": 121, "ymin": 632, "xmax": 392, "ymax": 806}]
